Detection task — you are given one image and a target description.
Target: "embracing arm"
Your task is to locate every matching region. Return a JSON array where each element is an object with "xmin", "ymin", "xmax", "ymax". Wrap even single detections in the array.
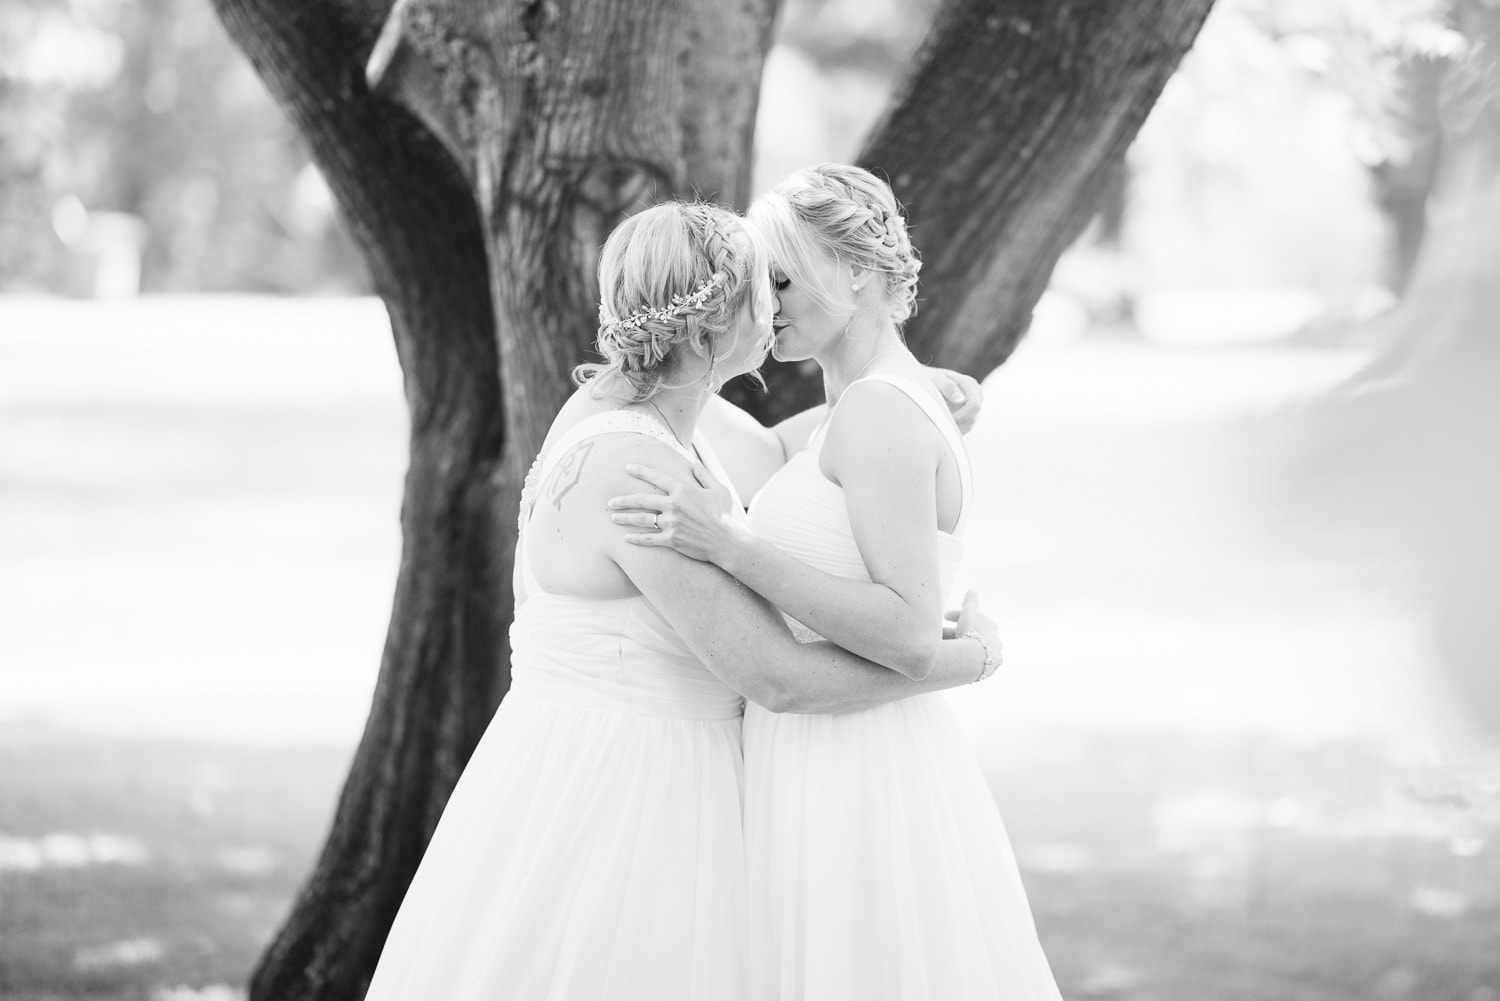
[
  {"xmin": 751, "ymin": 594, "xmax": 996, "ymax": 714},
  {"xmin": 737, "ymin": 383, "xmax": 951, "ymax": 678},
  {"xmin": 614, "ymin": 383, "xmax": 952, "ymax": 680},
  {"xmin": 771, "ymin": 405, "xmax": 826, "ymax": 458},
  {"xmin": 623, "ymin": 525, "xmax": 993, "ymax": 715},
  {"xmin": 697, "ymin": 395, "xmax": 785, "ymax": 502},
  {"xmin": 596, "ymin": 438, "xmax": 994, "ymax": 713}
]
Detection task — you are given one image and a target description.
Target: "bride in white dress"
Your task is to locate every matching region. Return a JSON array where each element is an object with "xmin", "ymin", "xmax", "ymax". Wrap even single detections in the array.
[
  {"xmin": 610, "ymin": 166, "xmax": 1062, "ymax": 1001},
  {"xmin": 360, "ymin": 200, "xmax": 1001, "ymax": 1001}
]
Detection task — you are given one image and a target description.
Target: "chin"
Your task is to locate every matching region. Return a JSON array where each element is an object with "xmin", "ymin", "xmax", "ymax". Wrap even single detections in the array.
[{"xmin": 770, "ymin": 339, "xmax": 807, "ymax": 364}]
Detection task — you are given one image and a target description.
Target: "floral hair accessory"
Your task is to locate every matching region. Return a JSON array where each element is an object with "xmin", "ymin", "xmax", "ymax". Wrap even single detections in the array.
[{"xmin": 605, "ymin": 271, "xmax": 727, "ymax": 333}]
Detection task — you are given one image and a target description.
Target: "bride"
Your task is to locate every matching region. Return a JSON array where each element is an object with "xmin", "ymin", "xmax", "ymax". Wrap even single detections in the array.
[
  {"xmin": 610, "ymin": 165, "xmax": 1063, "ymax": 1000},
  {"xmin": 360, "ymin": 199, "xmax": 1001, "ymax": 1001}
]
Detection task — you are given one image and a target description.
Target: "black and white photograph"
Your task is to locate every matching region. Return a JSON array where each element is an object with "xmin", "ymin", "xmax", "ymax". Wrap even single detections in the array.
[{"xmin": 2, "ymin": 0, "xmax": 1497, "ymax": 999}]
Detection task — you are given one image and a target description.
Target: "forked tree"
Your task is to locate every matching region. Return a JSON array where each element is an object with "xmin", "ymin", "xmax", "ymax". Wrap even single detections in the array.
[{"xmin": 206, "ymin": 0, "xmax": 1215, "ymax": 997}]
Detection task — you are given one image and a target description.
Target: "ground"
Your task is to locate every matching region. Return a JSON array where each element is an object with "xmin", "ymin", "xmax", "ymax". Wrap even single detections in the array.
[{"xmin": 1, "ymin": 296, "xmax": 1496, "ymax": 1000}]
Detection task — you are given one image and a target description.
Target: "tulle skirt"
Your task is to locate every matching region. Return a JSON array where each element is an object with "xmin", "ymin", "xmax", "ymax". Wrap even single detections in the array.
[
  {"xmin": 364, "ymin": 691, "xmax": 748, "ymax": 1001},
  {"xmin": 743, "ymin": 693, "xmax": 1062, "ymax": 1001}
]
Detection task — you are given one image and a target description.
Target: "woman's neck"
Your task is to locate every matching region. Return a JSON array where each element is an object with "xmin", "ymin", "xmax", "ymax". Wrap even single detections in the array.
[
  {"xmin": 638, "ymin": 385, "xmax": 711, "ymax": 449},
  {"xmin": 821, "ymin": 318, "xmax": 908, "ymax": 405}
]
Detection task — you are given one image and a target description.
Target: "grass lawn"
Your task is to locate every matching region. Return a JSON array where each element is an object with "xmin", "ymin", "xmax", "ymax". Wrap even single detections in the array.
[
  {"xmin": 1, "ymin": 727, "xmax": 1496, "ymax": 1001},
  {"xmin": 0, "ymin": 729, "xmax": 350, "ymax": 1000}
]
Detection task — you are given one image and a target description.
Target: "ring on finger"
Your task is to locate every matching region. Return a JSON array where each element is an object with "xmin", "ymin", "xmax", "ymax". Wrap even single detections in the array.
[{"xmin": 650, "ymin": 513, "xmax": 660, "ymax": 530}]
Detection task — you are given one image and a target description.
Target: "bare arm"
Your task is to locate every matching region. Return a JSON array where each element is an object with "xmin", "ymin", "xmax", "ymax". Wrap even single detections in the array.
[
  {"xmin": 697, "ymin": 395, "xmax": 785, "ymax": 501},
  {"xmin": 573, "ymin": 434, "xmax": 994, "ymax": 712},
  {"xmin": 612, "ymin": 383, "xmax": 952, "ymax": 679},
  {"xmin": 771, "ymin": 405, "xmax": 827, "ymax": 458}
]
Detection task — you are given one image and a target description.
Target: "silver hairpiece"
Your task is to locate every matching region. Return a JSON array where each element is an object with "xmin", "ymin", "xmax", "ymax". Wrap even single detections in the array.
[{"xmin": 606, "ymin": 271, "xmax": 727, "ymax": 332}]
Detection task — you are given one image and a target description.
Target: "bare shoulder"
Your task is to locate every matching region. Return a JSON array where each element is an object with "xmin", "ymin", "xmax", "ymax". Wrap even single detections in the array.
[
  {"xmin": 539, "ymin": 430, "xmax": 691, "ymax": 517},
  {"xmin": 823, "ymin": 378, "xmax": 943, "ymax": 470}
]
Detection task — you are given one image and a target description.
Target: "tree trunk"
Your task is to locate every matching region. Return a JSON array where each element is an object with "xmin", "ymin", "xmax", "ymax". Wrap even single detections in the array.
[
  {"xmin": 1370, "ymin": 53, "xmax": 1444, "ymax": 296},
  {"xmin": 743, "ymin": 0, "xmax": 1216, "ymax": 423},
  {"xmin": 209, "ymin": 2, "xmax": 506, "ymax": 999},
  {"xmin": 215, "ymin": 1, "xmax": 778, "ymax": 998},
  {"xmin": 1367, "ymin": 0, "xmax": 1500, "ymax": 739},
  {"xmin": 369, "ymin": 0, "xmax": 780, "ymax": 452},
  {"xmin": 871, "ymin": 0, "xmax": 1212, "ymax": 370},
  {"xmin": 212, "ymin": 0, "xmax": 1218, "ymax": 995}
]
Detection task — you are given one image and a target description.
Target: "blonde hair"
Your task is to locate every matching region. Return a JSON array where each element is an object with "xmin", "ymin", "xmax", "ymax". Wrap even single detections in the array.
[
  {"xmin": 748, "ymin": 163, "xmax": 921, "ymax": 325},
  {"xmin": 575, "ymin": 202, "xmax": 769, "ymax": 401}
]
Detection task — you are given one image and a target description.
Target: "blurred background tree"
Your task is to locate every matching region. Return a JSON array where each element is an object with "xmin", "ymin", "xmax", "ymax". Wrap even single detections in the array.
[
  {"xmin": 0, "ymin": 0, "xmax": 366, "ymax": 295},
  {"xmin": 0, "ymin": 0, "xmax": 1468, "ymax": 309},
  {"xmin": 1286, "ymin": 0, "xmax": 1500, "ymax": 739}
]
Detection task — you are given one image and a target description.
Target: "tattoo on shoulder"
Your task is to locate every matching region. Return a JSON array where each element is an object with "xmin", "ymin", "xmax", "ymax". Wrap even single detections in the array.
[{"xmin": 546, "ymin": 441, "xmax": 594, "ymax": 510}]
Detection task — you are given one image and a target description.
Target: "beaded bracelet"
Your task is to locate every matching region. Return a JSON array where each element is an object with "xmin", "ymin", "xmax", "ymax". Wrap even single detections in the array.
[{"xmin": 962, "ymin": 629, "xmax": 1002, "ymax": 683}]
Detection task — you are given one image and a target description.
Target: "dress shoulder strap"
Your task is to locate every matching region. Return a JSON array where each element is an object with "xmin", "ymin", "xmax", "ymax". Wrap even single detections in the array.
[{"xmin": 845, "ymin": 373, "xmax": 974, "ymax": 534}]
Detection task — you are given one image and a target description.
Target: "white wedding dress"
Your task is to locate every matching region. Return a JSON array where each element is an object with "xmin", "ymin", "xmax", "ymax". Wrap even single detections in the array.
[
  {"xmin": 363, "ymin": 409, "xmax": 749, "ymax": 1001},
  {"xmin": 742, "ymin": 375, "xmax": 1062, "ymax": 1001}
]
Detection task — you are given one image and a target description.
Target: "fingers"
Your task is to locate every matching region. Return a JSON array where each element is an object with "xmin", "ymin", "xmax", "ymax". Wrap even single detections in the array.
[
  {"xmin": 945, "ymin": 591, "xmax": 979, "ymax": 612},
  {"xmin": 607, "ymin": 492, "xmax": 667, "ymax": 513},
  {"xmin": 945, "ymin": 372, "xmax": 983, "ymax": 433},
  {"xmin": 936, "ymin": 372, "xmax": 965, "ymax": 404},
  {"xmin": 621, "ymin": 533, "xmax": 669, "ymax": 547},
  {"xmin": 691, "ymin": 463, "xmax": 721, "ymax": 489},
  {"xmin": 623, "ymin": 463, "xmax": 678, "ymax": 492},
  {"xmin": 610, "ymin": 511, "xmax": 663, "ymax": 529},
  {"xmin": 945, "ymin": 590, "xmax": 980, "ymax": 622}
]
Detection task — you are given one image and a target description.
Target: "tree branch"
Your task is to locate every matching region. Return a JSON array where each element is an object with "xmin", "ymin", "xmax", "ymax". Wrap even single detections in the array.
[{"xmin": 859, "ymin": 0, "xmax": 1216, "ymax": 375}]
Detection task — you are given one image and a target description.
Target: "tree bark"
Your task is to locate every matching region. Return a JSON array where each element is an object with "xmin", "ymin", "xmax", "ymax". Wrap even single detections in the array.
[
  {"xmin": 209, "ymin": 2, "xmax": 507, "ymax": 999},
  {"xmin": 368, "ymin": 0, "xmax": 779, "ymax": 452},
  {"xmin": 1370, "ymin": 53, "xmax": 1444, "ymax": 296},
  {"xmin": 742, "ymin": 0, "xmax": 1216, "ymax": 423},
  {"xmin": 868, "ymin": 0, "xmax": 1213, "ymax": 374}
]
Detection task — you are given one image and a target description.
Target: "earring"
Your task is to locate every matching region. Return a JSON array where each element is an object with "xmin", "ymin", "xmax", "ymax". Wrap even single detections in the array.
[{"xmin": 851, "ymin": 282, "xmax": 860, "ymax": 292}]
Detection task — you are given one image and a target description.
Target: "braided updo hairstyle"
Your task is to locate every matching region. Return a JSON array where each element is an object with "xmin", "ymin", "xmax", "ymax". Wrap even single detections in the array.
[
  {"xmin": 575, "ymin": 201, "xmax": 769, "ymax": 402},
  {"xmin": 748, "ymin": 163, "xmax": 922, "ymax": 325}
]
